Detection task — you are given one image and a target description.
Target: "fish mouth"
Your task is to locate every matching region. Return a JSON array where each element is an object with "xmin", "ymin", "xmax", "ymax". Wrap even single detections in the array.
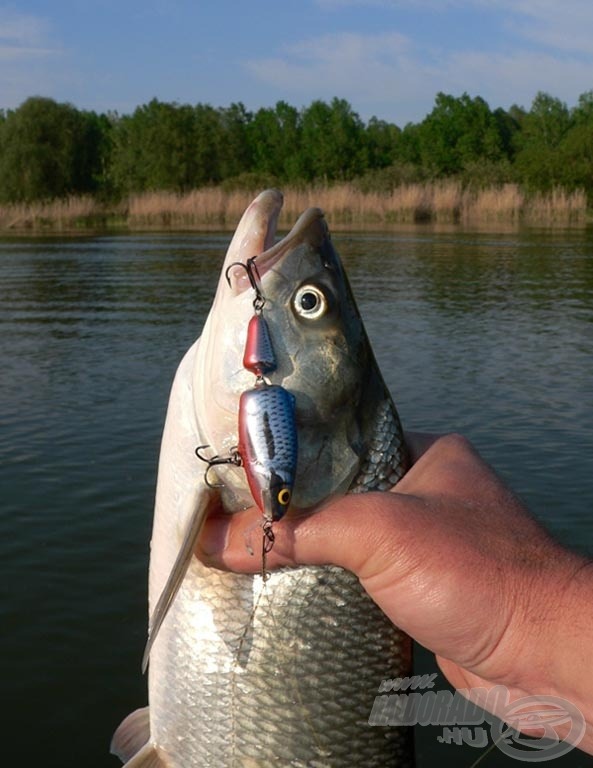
[{"xmin": 225, "ymin": 189, "xmax": 327, "ymax": 293}]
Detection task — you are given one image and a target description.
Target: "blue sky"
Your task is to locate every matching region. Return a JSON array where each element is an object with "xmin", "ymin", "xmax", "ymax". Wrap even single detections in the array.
[{"xmin": 2, "ymin": 1, "xmax": 593, "ymax": 125}]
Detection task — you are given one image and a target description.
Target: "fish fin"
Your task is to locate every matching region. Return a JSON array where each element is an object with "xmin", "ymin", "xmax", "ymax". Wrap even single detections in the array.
[
  {"xmin": 111, "ymin": 707, "xmax": 172, "ymax": 766},
  {"xmin": 111, "ymin": 707, "xmax": 150, "ymax": 762},
  {"xmin": 142, "ymin": 486, "xmax": 216, "ymax": 672},
  {"xmin": 113, "ymin": 740, "xmax": 171, "ymax": 767}
]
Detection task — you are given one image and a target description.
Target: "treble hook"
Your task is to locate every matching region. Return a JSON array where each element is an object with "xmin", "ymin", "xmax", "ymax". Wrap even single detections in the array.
[
  {"xmin": 195, "ymin": 444, "xmax": 242, "ymax": 489},
  {"xmin": 225, "ymin": 257, "xmax": 266, "ymax": 312}
]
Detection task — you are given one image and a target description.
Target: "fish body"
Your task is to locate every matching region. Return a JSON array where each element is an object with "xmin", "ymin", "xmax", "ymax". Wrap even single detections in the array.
[{"xmin": 112, "ymin": 190, "xmax": 413, "ymax": 767}]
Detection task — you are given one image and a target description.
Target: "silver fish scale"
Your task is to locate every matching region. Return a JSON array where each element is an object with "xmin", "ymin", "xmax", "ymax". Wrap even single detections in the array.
[
  {"xmin": 147, "ymin": 392, "xmax": 413, "ymax": 767},
  {"xmin": 150, "ymin": 567, "xmax": 413, "ymax": 767},
  {"xmin": 349, "ymin": 399, "xmax": 408, "ymax": 494},
  {"xmin": 229, "ymin": 566, "xmax": 413, "ymax": 767}
]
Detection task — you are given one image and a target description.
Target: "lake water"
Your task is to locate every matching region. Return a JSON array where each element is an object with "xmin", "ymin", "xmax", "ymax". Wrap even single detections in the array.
[{"xmin": 1, "ymin": 227, "xmax": 592, "ymax": 768}]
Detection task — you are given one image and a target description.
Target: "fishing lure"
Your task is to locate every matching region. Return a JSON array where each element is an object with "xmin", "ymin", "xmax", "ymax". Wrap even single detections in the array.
[
  {"xmin": 229, "ymin": 258, "xmax": 298, "ymax": 525},
  {"xmin": 238, "ymin": 383, "xmax": 297, "ymax": 523},
  {"xmin": 197, "ymin": 258, "xmax": 298, "ymax": 529}
]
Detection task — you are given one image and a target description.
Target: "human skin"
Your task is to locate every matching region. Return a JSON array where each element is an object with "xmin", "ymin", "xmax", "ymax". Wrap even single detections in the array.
[{"xmin": 197, "ymin": 432, "xmax": 593, "ymax": 755}]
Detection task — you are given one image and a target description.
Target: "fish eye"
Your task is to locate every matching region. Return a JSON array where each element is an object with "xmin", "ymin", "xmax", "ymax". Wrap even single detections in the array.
[
  {"xmin": 277, "ymin": 488, "xmax": 291, "ymax": 506},
  {"xmin": 293, "ymin": 285, "xmax": 328, "ymax": 320}
]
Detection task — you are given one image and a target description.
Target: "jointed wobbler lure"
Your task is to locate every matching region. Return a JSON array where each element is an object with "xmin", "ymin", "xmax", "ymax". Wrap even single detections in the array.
[
  {"xmin": 234, "ymin": 258, "xmax": 297, "ymax": 523},
  {"xmin": 197, "ymin": 256, "xmax": 298, "ymax": 552}
]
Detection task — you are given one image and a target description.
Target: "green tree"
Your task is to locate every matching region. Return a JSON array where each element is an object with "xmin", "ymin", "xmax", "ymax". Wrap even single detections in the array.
[
  {"xmin": 413, "ymin": 92, "xmax": 511, "ymax": 177},
  {"xmin": 514, "ymin": 92, "xmax": 571, "ymax": 189},
  {"xmin": 394, "ymin": 122, "xmax": 422, "ymax": 166},
  {"xmin": 218, "ymin": 102, "xmax": 252, "ymax": 180},
  {"xmin": 491, "ymin": 107, "xmax": 520, "ymax": 161},
  {"xmin": 248, "ymin": 101, "xmax": 302, "ymax": 182},
  {"xmin": 508, "ymin": 104, "xmax": 527, "ymax": 129},
  {"xmin": 193, "ymin": 104, "xmax": 225, "ymax": 185},
  {"xmin": 81, "ymin": 110, "xmax": 113, "ymax": 198},
  {"xmin": 364, "ymin": 117, "xmax": 401, "ymax": 170},
  {"xmin": 109, "ymin": 99, "xmax": 201, "ymax": 194},
  {"xmin": 0, "ymin": 97, "xmax": 106, "ymax": 202},
  {"xmin": 555, "ymin": 90, "xmax": 593, "ymax": 196},
  {"xmin": 300, "ymin": 98, "xmax": 366, "ymax": 181},
  {"xmin": 572, "ymin": 90, "xmax": 593, "ymax": 125}
]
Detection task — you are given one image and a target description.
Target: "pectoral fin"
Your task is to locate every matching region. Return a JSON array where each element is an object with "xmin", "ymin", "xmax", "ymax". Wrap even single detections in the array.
[
  {"xmin": 111, "ymin": 707, "xmax": 150, "ymax": 762},
  {"xmin": 142, "ymin": 485, "xmax": 217, "ymax": 672},
  {"xmin": 111, "ymin": 707, "xmax": 172, "ymax": 766}
]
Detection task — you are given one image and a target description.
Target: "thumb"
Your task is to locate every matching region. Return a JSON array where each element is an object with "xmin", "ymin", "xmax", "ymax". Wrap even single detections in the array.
[{"xmin": 197, "ymin": 490, "xmax": 418, "ymax": 580}]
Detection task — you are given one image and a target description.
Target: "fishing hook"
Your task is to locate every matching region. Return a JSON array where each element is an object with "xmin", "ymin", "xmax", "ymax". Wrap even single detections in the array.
[
  {"xmin": 225, "ymin": 256, "xmax": 266, "ymax": 313},
  {"xmin": 261, "ymin": 517, "xmax": 275, "ymax": 582},
  {"xmin": 195, "ymin": 444, "xmax": 242, "ymax": 489}
]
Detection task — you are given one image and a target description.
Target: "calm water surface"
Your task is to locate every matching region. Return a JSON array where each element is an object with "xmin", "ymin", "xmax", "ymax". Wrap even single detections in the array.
[{"xmin": 1, "ymin": 227, "xmax": 592, "ymax": 767}]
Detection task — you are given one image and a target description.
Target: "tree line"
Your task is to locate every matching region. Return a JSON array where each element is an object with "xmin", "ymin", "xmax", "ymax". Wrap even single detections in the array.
[{"xmin": 1, "ymin": 90, "xmax": 593, "ymax": 204}]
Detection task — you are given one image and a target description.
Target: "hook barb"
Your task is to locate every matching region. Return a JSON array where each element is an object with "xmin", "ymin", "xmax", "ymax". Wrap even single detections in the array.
[
  {"xmin": 225, "ymin": 257, "xmax": 266, "ymax": 310},
  {"xmin": 195, "ymin": 444, "xmax": 242, "ymax": 488}
]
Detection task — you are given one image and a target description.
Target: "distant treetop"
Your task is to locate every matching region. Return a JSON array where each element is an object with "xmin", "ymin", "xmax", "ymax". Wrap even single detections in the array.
[{"xmin": 1, "ymin": 91, "xmax": 592, "ymax": 203}]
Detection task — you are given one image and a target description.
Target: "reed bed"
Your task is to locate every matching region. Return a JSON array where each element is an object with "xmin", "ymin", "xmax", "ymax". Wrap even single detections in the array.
[
  {"xmin": 127, "ymin": 189, "xmax": 257, "ymax": 228},
  {"xmin": 276, "ymin": 183, "xmax": 587, "ymax": 226},
  {"xmin": 0, "ymin": 195, "xmax": 119, "ymax": 231},
  {"xmin": 0, "ymin": 183, "xmax": 587, "ymax": 233},
  {"xmin": 121, "ymin": 182, "xmax": 591, "ymax": 229}
]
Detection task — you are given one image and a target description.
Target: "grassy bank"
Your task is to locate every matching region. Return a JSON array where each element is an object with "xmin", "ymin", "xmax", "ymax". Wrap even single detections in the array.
[{"xmin": 0, "ymin": 183, "xmax": 588, "ymax": 233}]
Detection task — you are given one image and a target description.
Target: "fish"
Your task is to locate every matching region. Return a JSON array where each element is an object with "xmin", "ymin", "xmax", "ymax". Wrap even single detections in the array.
[{"xmin": 111, "ymin": 189, "xmax": 413, "ymax": 767}]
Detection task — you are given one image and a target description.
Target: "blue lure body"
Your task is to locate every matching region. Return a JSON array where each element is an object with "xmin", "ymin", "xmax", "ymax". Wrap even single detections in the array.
[{"xmin": 238, "ymin": 384, "xmax": 297, "ymax": 521}]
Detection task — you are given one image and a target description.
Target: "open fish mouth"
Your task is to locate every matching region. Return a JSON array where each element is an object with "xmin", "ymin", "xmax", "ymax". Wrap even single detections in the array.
[
  {"xmin": 205, "ymin": 189, "xmax": 332, "ymax": 421},
  {"xmin": 224, "ymin": 189, "xmax": 326, "ymax": 294}
]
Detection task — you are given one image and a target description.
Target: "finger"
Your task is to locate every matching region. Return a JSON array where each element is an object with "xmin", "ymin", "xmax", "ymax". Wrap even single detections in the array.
[
  {"xmin": 397, "ymin": 432, "xmax": 498, "ymax": 498},
  {"xmin": 403, "ymin": 431, "xmax": 443, "ymax": 464},
  {"xmin": 196, "ymin": 432, "xmax": 443, "ymax": 568},
  {"xmin": 197, "ymin": 490, "xmax": 418, "ymax": 577},
  {"xmin": 198, "ymin": 433, "xmax": 468, "ymax": 574}
]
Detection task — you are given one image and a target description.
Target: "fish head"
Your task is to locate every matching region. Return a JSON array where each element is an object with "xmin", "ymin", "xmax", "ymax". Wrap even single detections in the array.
[
  {"xmin": 195, "ymin": 189, "xmax": 382, "ymax": 510},
  {"xmin": 141, "ymin": 190, "xmax": 405, "ymax": 669},
  {"xmin": 255, "ymin": 207, "xmax": 369, "ymax": 418}
]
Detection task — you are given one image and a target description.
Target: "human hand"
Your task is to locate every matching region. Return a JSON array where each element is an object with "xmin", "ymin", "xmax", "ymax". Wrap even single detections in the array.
[{"xmin": 198, "ymin": 432, "xmax": 593, "ymax": 752}]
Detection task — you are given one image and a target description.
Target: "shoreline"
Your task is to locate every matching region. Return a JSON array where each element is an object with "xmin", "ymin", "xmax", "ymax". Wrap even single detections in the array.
[{"xmin": 0, "ymin": 183, "xmax": 589, "ymax": 236}]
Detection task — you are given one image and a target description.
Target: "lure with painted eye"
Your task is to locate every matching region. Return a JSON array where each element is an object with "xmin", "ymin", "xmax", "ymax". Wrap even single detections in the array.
[{"xmin": 238, "ymin": 384, "xmax": 297, "ymax": 521}]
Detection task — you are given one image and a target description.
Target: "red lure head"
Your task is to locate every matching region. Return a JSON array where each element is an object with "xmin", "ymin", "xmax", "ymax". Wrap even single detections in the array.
[{"xmin": 242, "ymin": 314, "xmax": 277, "ymax": 378}]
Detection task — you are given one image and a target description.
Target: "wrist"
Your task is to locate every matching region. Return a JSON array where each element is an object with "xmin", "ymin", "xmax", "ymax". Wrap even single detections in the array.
[
  {"xmin": 511, "ymin": 548, "xmax": 593, "ymax": 753},
  {"xmin": 548, "ymin": 555, "xmax": 593, "ymax": 750}
]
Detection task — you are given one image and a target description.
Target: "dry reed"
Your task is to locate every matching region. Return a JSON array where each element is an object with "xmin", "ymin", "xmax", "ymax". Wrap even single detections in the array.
[
  {"xmin": 0, "ymin": 195, "xmax": 115, "ymax": 231},
  {"xmin": 126, "ymin": 182, "xmax": 589, "ymax": 228},
  {"xmin": 0, "ymin": 182, "xmax": 587, "ymax": 233}
]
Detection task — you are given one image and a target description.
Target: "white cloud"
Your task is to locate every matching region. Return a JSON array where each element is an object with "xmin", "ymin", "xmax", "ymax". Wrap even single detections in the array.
[
  {"xmin": 246, "ymin": 31, "xmax": 420, "ymax": 115},
  {"xmin": 315, "ymin": 0, "xmax": 593, "ymax": 55},
  {"xmin": 502, "ymin": 0, "xmax": 593, "ymax": 55},
  {"xmin": 0, "ymin": 9, "xmax": 58, "ymax": 60},
  {"xmin": 0, "ymin": 9, "xmax": 64, "ymax": 107},
  {"xmin": 438, "ymin": 49, "xmax": 593, "ymax": 109},
  {"xmin": 250, "ymin": 30, "xmax": 411, "ymax": 72},
  {"xmin": 246, "ymin": 2, "xmax": 593, "ymax": 122}
]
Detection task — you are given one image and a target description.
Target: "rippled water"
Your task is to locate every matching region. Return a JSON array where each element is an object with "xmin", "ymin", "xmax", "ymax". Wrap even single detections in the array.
[{"xmin": 1, "ymin": 228, "xmax": 592, "ymax": 767}]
